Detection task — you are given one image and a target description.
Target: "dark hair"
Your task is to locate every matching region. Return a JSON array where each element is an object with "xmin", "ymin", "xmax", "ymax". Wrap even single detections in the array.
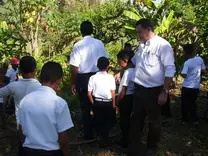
[
  {"xmin": 136, "ymin": 18, "xmax": 154, "ymax": 31},
  {"xmin": 40, "ymin": 61, "xmax": 63, "ymax": 83},
  {"xmin": 117, "ymin": 50, "xmax": 134, "ymax": 63},
  {"xmin": 80, "ymin": 21, "xmax": 93, "ymax": 36},
  {"xmin": 183, "ymin": 44, "xmax": 195, "ymax": 55},
  {"xmin": 124, "ymin": 43, "xmax": 131, "ymax": 48},
  {"xmin": 97, "ymin": 57, "xmax": 109, "ymax": 70},
  {"xmin": 19, "ymin": 56, "xmax": 37, "ymax": 74}
]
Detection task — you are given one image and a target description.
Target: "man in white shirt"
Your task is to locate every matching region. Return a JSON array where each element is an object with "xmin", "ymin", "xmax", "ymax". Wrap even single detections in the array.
[
  {"xmin": 18, "ymin": 62, "xmax": 74, "ymax": 156},
  {"xmin": 181, "ymin": 44, "xmax": 206, "ymax": 123},
  {"xmin": 69, "ymin": 21, "xmax": 108, "ymax": 139},
  {"xmin": 128, "ymin": 19, "xmax": 176, "ymax": 156}
]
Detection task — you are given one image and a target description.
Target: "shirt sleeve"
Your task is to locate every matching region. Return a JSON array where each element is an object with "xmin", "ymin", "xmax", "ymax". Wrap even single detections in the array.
[
  {"xmin": 181, "ymin": 61, "xmax": 189, "ymax": 75},
  {"xmin": 200, "ymin": 57, "xmax": 206, "ymax": 70},
  {"xmin": 121, "ymin": 70, "xmax": 130, "ymax": 87},
  {"xmin": 0, "ymin": 83, "xmax": 13, "ymax": 98},
  {"xmin": 88, "ymin": 76, "xmax": 93, "ymax": 92},
  {"xmin": 69, "ymin": 45, "xmax": 81, "ymax": 67},
  {"xmin": 100, "ymin": 42, "xmax": 109, "ymax": 58},
  {"xmin": 5, "ymin": 69, "xmax": 11, "ymax": 78},
  {"xmin": 160, "ymin": 44, "xmax": 176, "ymax": 77},
  {"xmin": 110, "ymin": 75, "xmax": 116, "ymax": 90},
  {"xmin": 56, "ymin": 101, "xmax": 74, "ymax": 133}
]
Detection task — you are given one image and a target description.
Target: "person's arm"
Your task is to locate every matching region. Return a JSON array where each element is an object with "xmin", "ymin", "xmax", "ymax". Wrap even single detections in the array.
[
  {"xmin": 59, "ymin": 130, "xmax": 69, "ymax": 156},
  {"xmin": 181, "ymin": 62, "xmax": 188, "ymax": 78},
  {"xmin": 0, "ymin": 84, "xmax": 13, "ymax": 99},
  {"xmin": 88, "ymin": 91, "xmax": 94, "ymax": 104},
  {"xmin": 201, "ymin": 57, "xmax": 206, "ymax": 73},
  {"xmin": 111, "ymin": 90, "xmax": 116, "ymax": 108},
  {"xmin": 117, "ymin": 86, "xmax": 127, "ymax": 101},
  {"xmin": 69, "ymin": 46, "xmax": 80, "ymax": 95},
  {"xmin": 159, "ymin": 44, "xmax": 176, "ymax": 105},
  {"xmin": 18, "ymin": 124, "xmax": 26, "ymax": 144}
]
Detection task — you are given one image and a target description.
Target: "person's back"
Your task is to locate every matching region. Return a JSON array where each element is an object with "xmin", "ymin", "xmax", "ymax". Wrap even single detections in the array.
[
  {"xmin": 71, "ymin": 36, "xmax": 107, "ymax": 73},
  {"xmin": 18, "ymin": 61, "xmax": 74, "ymax": 156},
  {"xmin": 182, "ymin": 56, "xmax": 205, "ymax": 88},
  {"xmin": 19, "ymin": 86, "xmax": 72, "ymax": 150},
  {"xmin": 0, "ymin": 56, "xmax": 41, "ymax": 124}
]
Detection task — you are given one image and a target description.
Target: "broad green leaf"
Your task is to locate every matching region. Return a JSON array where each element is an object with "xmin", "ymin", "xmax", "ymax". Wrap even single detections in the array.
[
  {"xmin": 123, "ymin": 11, "xmax": 141, "ymax": 21},
  {"xmin": 124, "ymin": 25, "xmax": 136, "ymax": 31}
]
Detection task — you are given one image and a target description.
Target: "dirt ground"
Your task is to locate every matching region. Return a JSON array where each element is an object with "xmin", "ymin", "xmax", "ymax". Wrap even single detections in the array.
[{"xmin": 0, "ymin": 86, "xmax": 208, "ymax": 156}]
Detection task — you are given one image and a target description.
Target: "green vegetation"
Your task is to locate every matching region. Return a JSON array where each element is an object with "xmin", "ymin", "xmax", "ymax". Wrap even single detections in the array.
[{"xmin": 0, "ymin": 0, "xmax": 208, "ymax": 103}]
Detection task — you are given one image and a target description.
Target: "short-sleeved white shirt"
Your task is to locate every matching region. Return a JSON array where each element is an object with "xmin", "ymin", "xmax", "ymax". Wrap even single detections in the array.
[
  {"xmin": 6, "ymin": 67, "xmax": 18, "ymax": 82},
  {"xmin": 69, "ymin": 36, "xmax": 108, "ymax": 73},
  {"xmin": 18, "ymin": 86, "xmax": 74, "ymax": 151},
  {"xmin": 118, "ymin": 68, "xmax": 135, "ymax": 95},
  {"xmin": 88, "ymin": 71, "xmax": 116, "ymax": 99},
  {"xmin": 0, "ymin": 78, "xmax": 41, "ymax": 124},
  {"xmin": 132, "ymin": 35, "xmax": 176, "ymax": 88},
  {"xmin": 181, "ymin": 56, "xmax": 206, "ymax": 89}
]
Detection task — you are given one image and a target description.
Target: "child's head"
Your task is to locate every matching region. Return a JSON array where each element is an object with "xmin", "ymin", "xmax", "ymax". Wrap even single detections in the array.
[
  {"xmin": 19, "ymin": 56, "xmax": 37, "ymax": 78},
  {"xmin": 10, "ymin": 58, "xmax": 19, "ymax": 70},
  {"xmin": 117, "ymin": 50, "xmax": 133, "ymax": 69},
  {"xmin": 124, "ymin": 43, "xmax": 132, "ymax": 51},
  {"xmin": 97, "ymin": 57, "xmax": 110, "ymax": 71},
  {"xmin": 40, "ymin": 61, "xmax": 63, "ymax": 90},
  {"xmin": 183, "ymin": 44, "xmax": 195, "ymax": 58}
]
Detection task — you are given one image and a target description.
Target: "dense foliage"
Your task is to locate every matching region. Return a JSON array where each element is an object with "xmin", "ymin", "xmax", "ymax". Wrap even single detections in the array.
[{"xmin": 0, "ymin": 0, "xmax": 208, "ymax": 104}]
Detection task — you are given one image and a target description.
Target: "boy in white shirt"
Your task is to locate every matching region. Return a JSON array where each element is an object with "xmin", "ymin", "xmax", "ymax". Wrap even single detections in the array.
[
  {"xmin": 0, "ymin": 56, "xmax": 41, "ymax": 126},
  {"xmin": 88, "ymin": 57, "xmax": 116, "ymax": 148},
  {"xmin": 18, "ymin": 62, "xmax": 74, "ymax": 156},
  {"xmin": 6, "ymin": 57, "xmax": 19, "ymax": 82},
  {"xmin": 117, "ymin": 50, "xmax": 135, "ymax": 148},
  {"xmin": 181, "ymin": 44, "xmax": 206, "ymax": 123}
]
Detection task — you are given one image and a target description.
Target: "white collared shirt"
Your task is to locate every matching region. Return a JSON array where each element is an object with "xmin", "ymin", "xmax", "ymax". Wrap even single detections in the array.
[
  {"xmin": 181, "ymin": 56, "xmax": 206, "ymax": 89},
  {"xmin": 18, "ymin": 86, "xmax": 74, "ymax": 151},
  {"xmin": 0, "ymin": 78, "xmax": 41, "ymax": 125},
  {"xmin": 132, "ymin": 35, "xmax": 176, "ymax": 88},
  {"xmin": 118, "ymin": 68, "xmax": 135, "ymax": 95},
  {"xmin": 6, "ymin": 67, "xmax": 18, "ymax": 82},
  {"xmin": 69, "ymin": 36, "xmax": 108, "ymax": 73},
  {"xmin": 88, "ymin": 71, "xmax": 116, "ymax": 99}
]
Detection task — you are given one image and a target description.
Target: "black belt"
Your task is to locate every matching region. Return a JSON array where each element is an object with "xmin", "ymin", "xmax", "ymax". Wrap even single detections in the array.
[
  {"xmin": 135, "ymin": 83, "xmax": 162, "ymax": 90},
  {"xmin": 23, "ymin": 147, "xmax": 62, "ymax": 155},
  {"xmin": 94, "ymin": 97, "xmax": 112, "ymax": 102}
]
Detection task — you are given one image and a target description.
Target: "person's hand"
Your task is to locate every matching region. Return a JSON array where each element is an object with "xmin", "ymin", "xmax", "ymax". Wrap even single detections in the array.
[
  {"xmin": 71, "ymin": 84, "xmax": 76, "ymax": 95},
  {"xmin": 114, "ymin": 72, "xmax": 120, "ymax": 82},
  {"xmin": 158, "ymin": 91, "xmax": 168, "ymax": 105},
  {"xmin": 113, "ymin": 103, "xmax": 117, "ymax": 109}
]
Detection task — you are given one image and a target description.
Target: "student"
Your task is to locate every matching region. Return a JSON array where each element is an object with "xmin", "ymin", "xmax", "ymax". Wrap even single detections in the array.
[
  {"xmin": 117, "ymin": 50, "xmax": 135, "ymax": 148},
  {"xmin": 124, "ymin": 43, "xmax": 134, "ymax": 59},
  {"xmin": 88, "ymin": 57, "xmax": 116, "ymax": 148},
  {"xmin": 18, "ymin": 62, "xmax": 74, "ymax": 156},
  {"xmin": 0, "ymin": 56, "xmax": 41, "ymax": 126},
  {"xmin": 6, "ymin": 57, "xmax": 19, "ymax": 82},
  {"xmin": 181, "ymin": 44, "xmax": 206, "ymax": 123}
]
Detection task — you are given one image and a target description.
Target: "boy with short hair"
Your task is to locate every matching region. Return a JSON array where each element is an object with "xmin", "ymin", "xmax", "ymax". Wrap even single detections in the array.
[
  {"xmin": 117, "ymin": 50, "xmax": 135, "ymax": 148},
  {"xmin": 6, "ymin": 57, "xmax": 19, "ymax": 82},
  {"xmin": 18, "ymin": 62, "xmax": 74, "ymax": 156},
  {"xmin": 0, "ymin": 56, "xmax": 41, "ymax": 125},
  {"xmin": 88, "ymin": 57, "xmax": 116, "ymax": 148},
  {"xmin": 181, "ymin": 44, "xmax": 206, "ymax": 123}
]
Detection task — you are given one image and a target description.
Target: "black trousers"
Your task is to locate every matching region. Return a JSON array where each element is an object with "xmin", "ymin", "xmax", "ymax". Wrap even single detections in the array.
[
  {"xmin": 92, "ymin": 100, "xmax": 116, "ymax": 141},
  {"xmin": 76, "ymin": 73, "xmax": 96, "ymax": 138},
  {"xmin": 128, "ymin": 84, "xmax": 162, "ymax": 156},
  {"xmin": 119, "ymin": 94, "xmax": 133, "ymax": 145},
  {"xmin": 181, "ymin": 87, "xmax": 199, "ymax": 122},
  {"xmin": 20, "ymin": 147, "xmax": 63, "ymax": 156}
]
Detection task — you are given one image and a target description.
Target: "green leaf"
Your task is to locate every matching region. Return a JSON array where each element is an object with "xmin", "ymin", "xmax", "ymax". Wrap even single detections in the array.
[
  {"xmin": 124, "ymin": 25, "xmax": 136, "ymax": 31},
  {"xmin": 123, "ymin": 11, "xmax": 141, "ymax": 21}
]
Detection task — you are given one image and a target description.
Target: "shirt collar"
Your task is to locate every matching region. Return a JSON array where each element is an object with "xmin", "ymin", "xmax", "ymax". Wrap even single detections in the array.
[
  {"xmin": 141, "ymin": 35, "xmax": 158, "ymax": 47},
  {"xmin": 40, "ymin": 86, "xmax": 56, "ymax": 95},
  {"xmin": 97, "ymin": 71, "xmax": 107, "ymax": 74},
  {"xmin": 83, "ymin": 35, "xmax": 92, "ymax": 39}
]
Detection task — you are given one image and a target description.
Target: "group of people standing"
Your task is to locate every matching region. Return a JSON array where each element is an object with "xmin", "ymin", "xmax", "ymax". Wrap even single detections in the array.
[
  {"xmin": 69, "ymin": 19, "xmax": 206, "ymax": 156},
  {"xmin": 0, "ymin": 17, "xmax": 205, "ymax": 156}
]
